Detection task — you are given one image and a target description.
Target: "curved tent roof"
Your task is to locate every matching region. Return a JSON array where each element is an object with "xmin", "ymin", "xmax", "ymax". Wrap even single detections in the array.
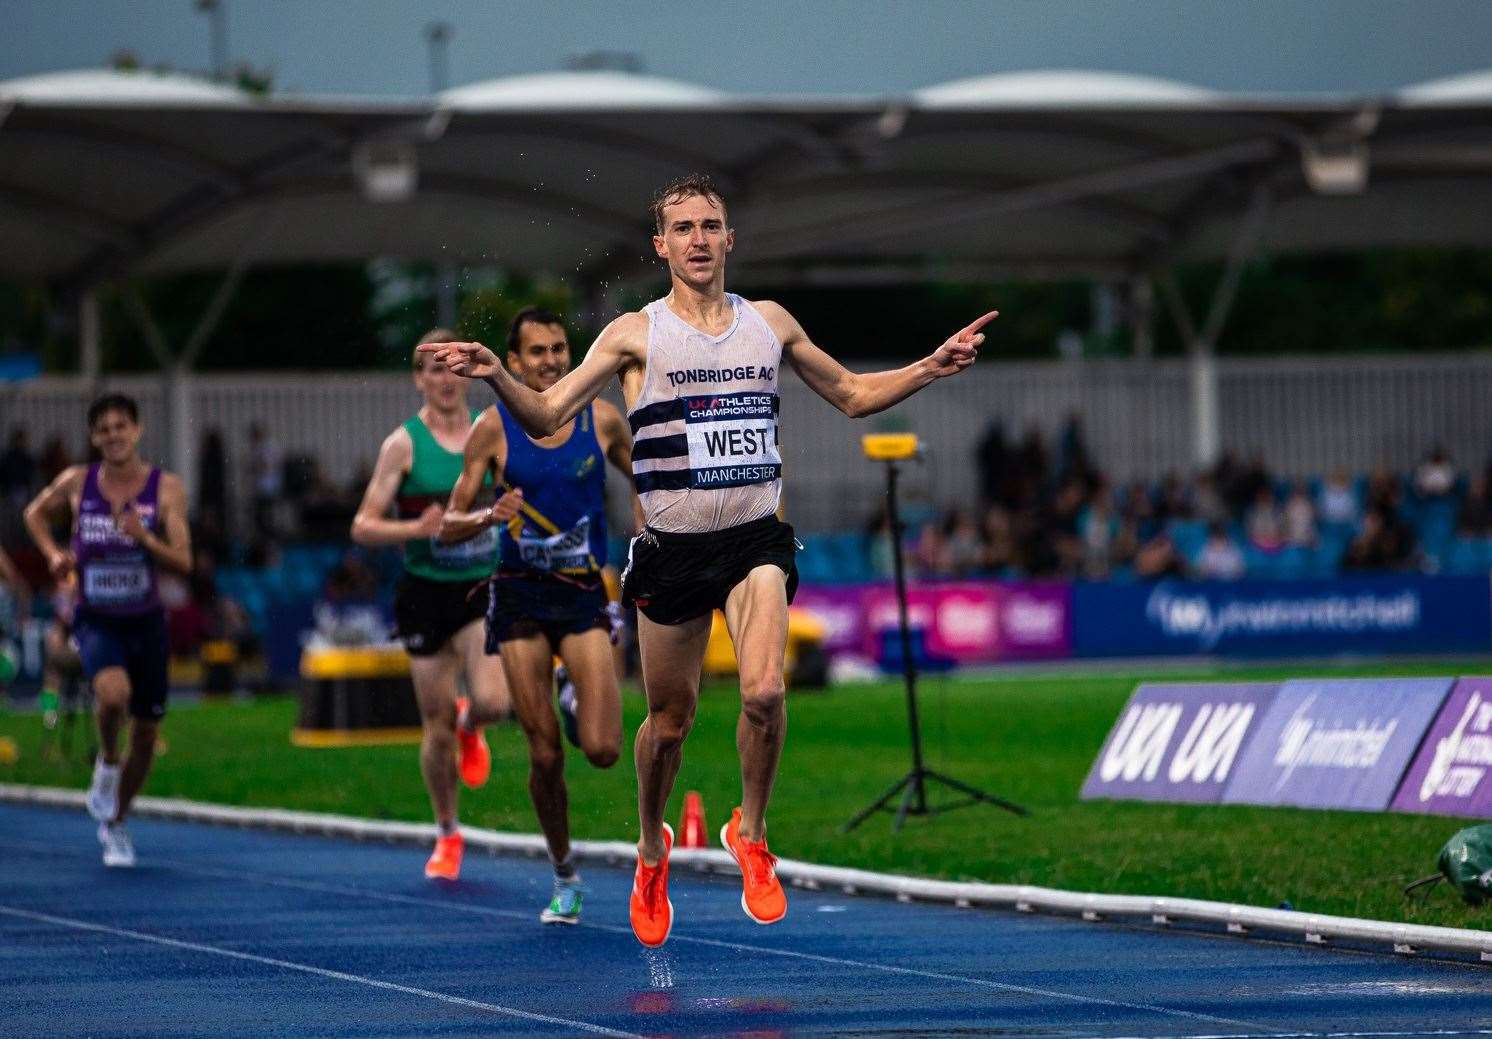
[
  {"xmin": 0, "ymin": 68, "xmax": 248, "ymax": 106},
  {"xmin": 914, "ymin": 69, "xmax": 1219, "ymax": 108},
  {"xmin": 439, "ymin": 70, "xmax": 724, "ymax": 111},
  {"xmin": 1, "ymin": 66, "xmax": 1491, "ymax": 295}
]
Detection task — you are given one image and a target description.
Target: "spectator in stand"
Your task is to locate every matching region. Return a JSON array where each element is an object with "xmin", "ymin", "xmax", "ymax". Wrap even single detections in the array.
[
  {"xmin": 196, "ymin": 428, "xmax": 230, "ymax": 556},
  {"xmin": 1015, "ymin": 423, "xmax": 1049, "ymax": 504},
  {"xmin": 38, "ymin": 435, "xmax": 70, "ymax": 484},
  {"xmin": 1245, "ymin": 486, "xmax": 1285, "ymax": 552},
  {"xmin": 1079, "ymin": 483, "xmax": 1119, "ymax": 578},
  {"xmin": 1133, "ymin": 530, "xmax": 1186, "ymax": 580},
  {"xmin": 913, "ymin": 516, "xmax": 950, "ymax": 578},
  {"xmin": 1191, "ymin": 472, "xmax": 1229, "ymax": 524},
  {"xmin": 974, "ymin": 418, "xmax": 1009, "ymax": 507},
  {"xmin": 979, "ymin": 505, "xmax": 1017, "ymax": 574},
  {"xmin": 246, "ymin": 422, "xmax": 281, "ymax": 539},
  {"xmin": 0, "ymin": 427, "xmax": 36, "ymax": 503},
  {"xmin": 943, "ymin": 509, "xmax": 984, "ymax": 577},
  {"xmin": 1195, "ymin": 522, "xmax": 1245, "ymax": 581},
  {"xmin": 1457, "ymin": 475, "xmax": 1492, "ymax": 537},
  {"xmin": 1342, "ymin": 506, "xmax": 1417, "ymax": 572},
  {"xmin": 1283, "ymin": 481, "xmax": 1318, "ymax": 547},
  {"xmin": 1043, "ymin": 478, "xmax": 1087, "ymax": 577},
  {"xmin": 1057, "ymin": 412, "xmax": 1093, "ymax": 489},
  {"xmin": 1366, "ymin": 465, "xmax": 1402, "ymax": 513},
  {"xmin": 1155, "ymin": 471, "xmax": 1191, "ymax": 523},
  {"xmin": 1317, "ymin": 468, "xmax": 1360, "ymax": 527},
  {"xmin": 1415, "ymin": 445, "xmax": 1457, "ymax": 499}
]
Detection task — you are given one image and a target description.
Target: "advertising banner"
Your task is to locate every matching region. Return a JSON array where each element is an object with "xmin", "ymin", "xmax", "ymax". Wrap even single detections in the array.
[
  {"xmin": 1081, "ymin": 682, "xmax": 1278, "ymax": 803},
  {"xmin": 1392, "ymin": 677, "xmax": 1492, "ymax": 818},
  {"xmin": 1221, "ymin": 677, "xmax": 1453, "ymax": 810},
  {"xmin": 793, "ymin": 581, "xmax": 1070, "ymax": 665},
  {"xmin": 1072, "ymin": 575, "xmax": 1492, "ymax": 658}
]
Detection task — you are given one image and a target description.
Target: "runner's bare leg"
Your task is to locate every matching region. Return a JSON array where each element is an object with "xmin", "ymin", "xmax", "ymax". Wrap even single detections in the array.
[
  {"xmin": 499, "ymin": 633, "xmax": 573, "ymax": 864},
  {"xmin": 723, "ymin": 565, "xmax": 790, "ymax": 842},
  {"xmin": 409, "ymin": 651, "xmax": 461, "ymax": 828},
  {"xmin": 634, "ymin": 612, "xmax": 712, "ymax": 864},
  {"xmin": 115, "ymin": 718, "xmax": 158, "ymax": 822},
  {"xmin": 452, "ymin": 619, "xmax": 511, "ymax": 724},
  {"xmin": 556, "ymin": 627, "xmax": 622, "ymax": 768}
]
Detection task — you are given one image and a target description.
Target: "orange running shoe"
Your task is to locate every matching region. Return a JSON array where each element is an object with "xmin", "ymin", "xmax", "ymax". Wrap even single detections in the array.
[
  {"xmin": 629, "ymin": 822, "xmax": 674, "ymax": 947},
  {"xmin": 720, "ymin": 807, "xmax": 787, "ymax": 925},
  {"xmin": 454, "ymin": 696, "xmax": 490, "ymax": 788},
  {"xmin": 425, "ymin": 831, "xmax": 464, "ymax": 880}
]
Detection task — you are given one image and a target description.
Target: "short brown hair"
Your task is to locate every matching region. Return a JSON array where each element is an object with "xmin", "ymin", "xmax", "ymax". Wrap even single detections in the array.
[
  {"xmin": 650, "ymin": 174, "xmax": 726, "ymax": 234},
  {"xmin": 412, "ymin": 327, "xmax": 457, "ymax": 370}
]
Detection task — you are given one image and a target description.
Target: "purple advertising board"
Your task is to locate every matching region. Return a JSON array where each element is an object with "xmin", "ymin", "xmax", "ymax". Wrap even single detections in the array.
[
  {"xmin": 793, "ymin": 581, "xmax": 1070, "ymax": 665},
  {"xmin": 1391, "ymin": 677, "xmax": 1492, "ymax": 818},
  {"xmin": 1080, "ymin": 683, "xmax": 1278, "ymax": 803},
  {"xmin": 1221, "ymin": 677, "xmax": 1453, "ymax": 810}
]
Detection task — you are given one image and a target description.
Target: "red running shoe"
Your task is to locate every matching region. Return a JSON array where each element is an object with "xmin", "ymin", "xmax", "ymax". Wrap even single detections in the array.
[
  {"xmin": 629, "ymin": 822, "xmax": 674, "ymax": 947},
  {"xmin": 720, "ymin": 807, "xmax": 787, "ymax": 925},
  {"xmin": 454, "ymin": 696, "xmax": 490, "ymax": 789},
  {"xmin": 425, "ymin": 832, "xmax": 463, "ymax": 881}
]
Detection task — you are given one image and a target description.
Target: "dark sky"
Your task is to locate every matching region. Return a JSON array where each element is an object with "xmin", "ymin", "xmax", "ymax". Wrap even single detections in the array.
[{"xmin": 4, "ymin": 0, "xmax": 1491, "ymax": 97}]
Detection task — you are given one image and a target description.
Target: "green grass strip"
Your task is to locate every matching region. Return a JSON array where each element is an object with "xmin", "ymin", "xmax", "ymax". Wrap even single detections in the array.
[{"xmin": 3, "ymin": 658, "xmax": 1490, "ymax": 929}]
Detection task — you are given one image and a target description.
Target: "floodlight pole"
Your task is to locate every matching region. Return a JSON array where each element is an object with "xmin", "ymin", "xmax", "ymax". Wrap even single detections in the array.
[{"xmin": 841, "ymin": 457, "xmax": 1028, "ymax": 833}]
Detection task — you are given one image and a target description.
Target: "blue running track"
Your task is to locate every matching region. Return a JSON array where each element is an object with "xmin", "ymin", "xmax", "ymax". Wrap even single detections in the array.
[{"xmin": 3, "ymin": 802, "xmax": 1491, "ymax": 1038}]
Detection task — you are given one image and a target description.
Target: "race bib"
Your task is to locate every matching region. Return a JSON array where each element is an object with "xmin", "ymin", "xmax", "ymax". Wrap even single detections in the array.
[
  {"xmin": 429, "ymin": 526, "xmax": 498, "ymax": 568},
  {"xmin": 682, "ymin": 392, "xmax": 781, "ymax": 489},
  {"xmin": 517, "ymin": 516, "xmax": 593, "ymax": 572},
  {"xmin": 84, "ymin": 563, "xmax": 151, "ymax": 605}
]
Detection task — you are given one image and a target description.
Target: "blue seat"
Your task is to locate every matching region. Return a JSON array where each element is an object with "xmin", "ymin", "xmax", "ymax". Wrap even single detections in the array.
[{"xmin": 1447, "ymin": 538, "xmax": 1484, "ymax": 575}]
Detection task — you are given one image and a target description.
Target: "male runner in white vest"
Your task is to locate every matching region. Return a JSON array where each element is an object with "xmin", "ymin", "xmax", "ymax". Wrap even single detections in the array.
[{"xmin": 421, "ymin": 174, "xmax": 995, "ymax": 946}]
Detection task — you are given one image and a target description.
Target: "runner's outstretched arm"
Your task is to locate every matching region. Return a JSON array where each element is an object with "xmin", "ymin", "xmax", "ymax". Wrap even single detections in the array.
[
  {"xmin": 23, "ymin": 466, "xmax": 83, "ymax": 581},
  {"xmin": 761, "ymin": 302, "xmax": 997, "ymax": 418},
  {"xmin": 419, "ymin": 315, "xmax": 638, "ymax": 439},
  {"xmin": 440, "ymin": 409, "xmax": 524, "ymax": 544},
  {"xmin": 351, "ymin": 429, "xmax": 440, "ymax": 547}
]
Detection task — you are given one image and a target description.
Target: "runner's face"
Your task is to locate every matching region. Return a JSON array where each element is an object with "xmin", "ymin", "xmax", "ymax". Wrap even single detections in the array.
[
  {"xmin": 653, "ymin": 193, "xmax": 732, "ymax": 288},
  {"xmin": 89, "ymin": 409, "xmax": 141, "ymax": 465},
  {"xmin": 505, "ymin": 322, "xmax": 570, "ymax": 391},
  {"xmin": 414, "ymin": 353, "xmax": 469, "ymax": 411}
]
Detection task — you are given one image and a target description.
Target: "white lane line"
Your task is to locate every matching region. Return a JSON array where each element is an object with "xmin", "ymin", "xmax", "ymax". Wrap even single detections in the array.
[
  {"xmin": 0, "ymin": 904, "xmax": 644, "ymax": 1039},
  {"xmin": 5, "ymin": 839, "xmax": 1261, "ymax": 1032}
]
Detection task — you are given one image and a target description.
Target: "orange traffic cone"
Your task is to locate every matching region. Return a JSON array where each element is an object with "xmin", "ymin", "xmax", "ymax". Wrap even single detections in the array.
[{"xmin": 679, "ymin": 790, "xmax": 708, "ymax": 848}]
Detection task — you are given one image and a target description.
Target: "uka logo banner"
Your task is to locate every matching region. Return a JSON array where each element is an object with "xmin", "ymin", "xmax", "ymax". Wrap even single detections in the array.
[
  {"xmin": 1081, "ymin": 683, "xmax": 1278, "ymax": 803},
  {"xmin": 1222, "ymin": 677, "xmax": 1453, "ymax": 810},
  {"xmin": 1392, "ymin": 677, "xmax": 1492, "ymax": 818}
]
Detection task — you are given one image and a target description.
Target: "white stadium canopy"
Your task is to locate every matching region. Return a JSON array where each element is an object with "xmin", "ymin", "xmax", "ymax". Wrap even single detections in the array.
[{"xmin": 3, "ymin": 63, "xmax": 1492, "ymax": 470}]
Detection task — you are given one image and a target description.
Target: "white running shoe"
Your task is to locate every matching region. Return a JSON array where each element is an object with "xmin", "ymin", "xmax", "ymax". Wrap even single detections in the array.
[
  {"xmin": 97, "ymin": 823, "xmax": 135, "ymax": 868},
  {"xmin": 86, "ymin": 758, "xmax": 120, "ymax": 823}
]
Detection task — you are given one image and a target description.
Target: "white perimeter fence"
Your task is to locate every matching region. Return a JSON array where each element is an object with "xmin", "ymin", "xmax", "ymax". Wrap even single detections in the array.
[{"xmin": 6, "ymin": 352, "xmax": 1492, "ymax": 531}]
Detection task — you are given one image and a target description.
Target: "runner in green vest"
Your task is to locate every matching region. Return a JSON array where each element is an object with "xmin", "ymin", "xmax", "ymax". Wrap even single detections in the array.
[{"xmin": 351, "ymin": 328, "xmax": 513, "ymax": 881}]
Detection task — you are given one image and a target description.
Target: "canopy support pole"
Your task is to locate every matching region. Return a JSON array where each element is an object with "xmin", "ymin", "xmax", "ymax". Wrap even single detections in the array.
[{"xmin": 1158, "ymin": 185, "xmax": 1272, "ymax": 469}]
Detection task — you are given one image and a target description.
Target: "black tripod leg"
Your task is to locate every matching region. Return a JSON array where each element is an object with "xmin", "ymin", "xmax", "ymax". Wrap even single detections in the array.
[
  {"xmin": 841, "ymin": 773, "xmax": 912, "ymax": 834},
  {"xmin": 924, "ymin": 768, "xmax": 1029, "ymax": 817},
  {"xmin": 892, "ymin": 774, "xmax": 922, "ymax": 833}
]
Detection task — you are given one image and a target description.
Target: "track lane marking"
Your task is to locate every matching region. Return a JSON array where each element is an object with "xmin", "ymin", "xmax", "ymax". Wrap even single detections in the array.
[
  {"xmin": 0, "ymin": 904, "xmax": 644, "ymax": 1038},
  {"xmin": 3, "ymin": 833, "xmax": 1263, "ymax": 1030}
]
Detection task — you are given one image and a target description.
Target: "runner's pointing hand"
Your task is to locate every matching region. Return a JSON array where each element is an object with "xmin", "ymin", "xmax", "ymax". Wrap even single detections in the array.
[
  {"xmin": 928, "ymin": 310, "xmax": 998, "ymax": 377},
  {"xmin": 417, "ymin": 341, "xmax": 500, "ymax": 380}
]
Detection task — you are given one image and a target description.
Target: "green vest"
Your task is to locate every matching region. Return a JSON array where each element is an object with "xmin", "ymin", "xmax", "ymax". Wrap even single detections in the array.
[{"xmin": 396, "ymin": 409, "xmax": 495, "ymax": 582}]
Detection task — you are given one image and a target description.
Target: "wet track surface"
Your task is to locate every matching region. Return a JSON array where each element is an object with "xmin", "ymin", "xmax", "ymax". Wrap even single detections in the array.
[{"xmin": 2, "ymin": 802, "xmax": 1491, "ymax": 1038}]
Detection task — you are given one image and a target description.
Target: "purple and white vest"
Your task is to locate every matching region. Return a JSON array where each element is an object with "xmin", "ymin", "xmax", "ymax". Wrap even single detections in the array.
[{"xmin": 72, "ymin": 464, "xmax": 163, "ymax": 616}]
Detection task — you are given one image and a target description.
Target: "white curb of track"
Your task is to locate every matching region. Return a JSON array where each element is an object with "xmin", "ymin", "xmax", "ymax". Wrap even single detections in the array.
[{"xmin": 6, "ymin": 781, "xmax": 1489, "ymax": 963}]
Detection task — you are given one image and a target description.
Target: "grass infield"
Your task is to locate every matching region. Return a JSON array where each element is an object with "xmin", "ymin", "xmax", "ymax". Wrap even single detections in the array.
[{"xmin": 3, "ymin": 659, "xmax": 1490, "ymax": 929}]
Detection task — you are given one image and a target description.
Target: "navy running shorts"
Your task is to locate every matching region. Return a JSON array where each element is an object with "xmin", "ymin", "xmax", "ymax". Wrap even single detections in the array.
[
  {"xmin": 73, "ymin": 608, "xmax": 170, "ymax": 720},
  {"xmin": 485, "ymin": 572, "xmax": 609, "ymax": 652},
  {"xmin": 621, "ymin": 513, "xmax": 799, "ymax": 626}
]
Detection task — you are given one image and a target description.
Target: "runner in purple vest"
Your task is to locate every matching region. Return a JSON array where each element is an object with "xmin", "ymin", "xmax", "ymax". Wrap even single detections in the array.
[{"xmin": 24, "ymin": 394, "xmax": 192, "ymax": 867}]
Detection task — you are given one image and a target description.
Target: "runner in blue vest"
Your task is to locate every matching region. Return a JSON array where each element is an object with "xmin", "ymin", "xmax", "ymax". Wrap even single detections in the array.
[
  {"xmin": 23, "ymin": 394, "xmax": 193, "ymax": 867},
  {"xmin": 442, "ymin": 306, "xmax": 641, "ymax": 925}
]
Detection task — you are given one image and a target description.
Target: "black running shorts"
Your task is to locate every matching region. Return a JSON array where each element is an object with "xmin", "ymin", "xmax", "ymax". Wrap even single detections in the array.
[
  {"xmin": 73, "ymin": 608, "xmax": 170, "ymax": 721},
  {"xmin": 621, "ymin": 513, "xmax": 799, "ymax": 626},
  {"xmin": 485, "ymin": 571, "xmax": 609, "ymax": 652},
  {"xmin": 392, "ymin": 573, "xmax": 487, "ymax": 656}
]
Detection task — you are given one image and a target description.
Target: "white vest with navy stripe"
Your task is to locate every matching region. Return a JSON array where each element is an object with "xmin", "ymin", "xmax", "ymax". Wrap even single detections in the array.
[{"xmin": 629, "ymin": 294, "xmax": 782, "ymax": 533}]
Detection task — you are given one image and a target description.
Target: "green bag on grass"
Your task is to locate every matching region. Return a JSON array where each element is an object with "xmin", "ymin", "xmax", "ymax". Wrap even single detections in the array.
[{"xmin": 1405, "ymin": 824, "xmax": 1492, "ymax": 905}]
